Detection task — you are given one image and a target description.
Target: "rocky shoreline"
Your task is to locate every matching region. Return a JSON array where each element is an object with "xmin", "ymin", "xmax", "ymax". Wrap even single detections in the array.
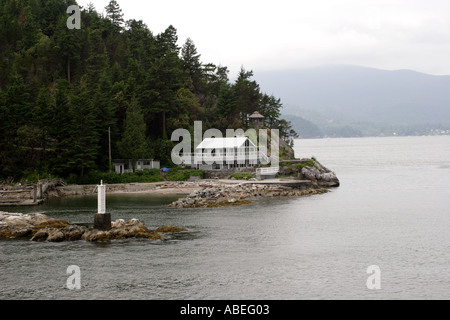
[
  {"xmin": 169, "ymin": 159, "xmax": 340, "ymax": 208},
  {"xmin": 0, "ymin": 211, "xmax": 187, "ymax": 242},
  {"xmin": 1, "ymin": 158, "xmax": 339, "ymax": 209},
  {"xmin": 168, "ymin": 182, "xmax": 330, "ymax": 208}
]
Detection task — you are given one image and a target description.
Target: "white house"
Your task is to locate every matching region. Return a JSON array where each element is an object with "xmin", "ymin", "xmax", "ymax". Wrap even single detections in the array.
[
  {"xmin": 113, "ymin": 159, "xmax": 160, "ymax": 174},
  {"xmin": 182, "ymin": 137, "xmax": 270, "ymax": 170}
]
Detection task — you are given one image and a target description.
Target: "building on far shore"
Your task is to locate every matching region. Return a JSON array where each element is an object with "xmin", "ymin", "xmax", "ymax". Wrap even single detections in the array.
[
  {"xmin": 112, "ymin": 159, "xmax": 160, "ymax": 174},
  {"xmin": 180, "ymin": 137, "xmax": 270, "ymax": 170}
]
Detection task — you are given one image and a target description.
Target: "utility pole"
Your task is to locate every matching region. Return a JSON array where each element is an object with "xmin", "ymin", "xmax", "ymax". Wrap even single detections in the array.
[{"xmin": 108, "ymin": 127, "xmax": 112, "ymax": 174}]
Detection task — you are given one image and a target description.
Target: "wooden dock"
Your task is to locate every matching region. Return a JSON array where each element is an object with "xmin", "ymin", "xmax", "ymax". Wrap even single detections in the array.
[{"xmin": 0, "ymin": 184, "xmax": 45, "ymax": 206}]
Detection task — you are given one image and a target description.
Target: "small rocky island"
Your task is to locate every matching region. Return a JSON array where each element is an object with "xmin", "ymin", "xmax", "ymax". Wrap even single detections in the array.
[{"xmin": 0, "ymin": 211, "xmax": 186, "ymax": 242}]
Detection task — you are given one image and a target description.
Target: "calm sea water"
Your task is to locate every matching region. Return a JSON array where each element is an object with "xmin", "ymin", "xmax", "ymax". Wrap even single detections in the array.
[{"xmin": 1, "ymin": 136, "xmax": 450, "ymax": 300}]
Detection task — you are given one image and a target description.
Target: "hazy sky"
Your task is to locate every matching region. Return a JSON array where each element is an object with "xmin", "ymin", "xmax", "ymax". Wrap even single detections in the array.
[{"xmin": 84, "ymin": 0, "xmax": 450, "ymax": 77}]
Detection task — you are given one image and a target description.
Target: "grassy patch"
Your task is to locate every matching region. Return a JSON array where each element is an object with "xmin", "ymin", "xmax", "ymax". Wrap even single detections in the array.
[
  {"xmin": 296, "ymin": 160, "xmax": 318, "ymax": 170},
  {"xmin": 165, "ymin": 169, "xmax": 204, "ymax": 181}
]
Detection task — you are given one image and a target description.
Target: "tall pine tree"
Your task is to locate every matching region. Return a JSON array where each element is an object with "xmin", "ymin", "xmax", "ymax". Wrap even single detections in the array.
[
  {"xmin": 65, "ymin": 78, "xmax": 100, "ymax": 180},
  {"xmin": 105, "ymin": 0, "xmax": 124, "ymax": 28},
  {"xmin": 118, "ymin": 97, "xmax": 149, "ymax": 172}
]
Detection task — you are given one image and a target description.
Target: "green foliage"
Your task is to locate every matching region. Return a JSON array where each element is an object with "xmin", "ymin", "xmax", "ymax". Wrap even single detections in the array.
[
  {"xmin": 19, "ymin": 168, "xmax": 54, "ymax": 184},
  {"xmin": 0, "ymin": 0, "xmax": 292, "ymax": 182},
  {"xmin": 118, "ymin": 97, "xmax": 149, "ymax": 169},
  {"xmin": 105, "ymin": 0, "xmax": 124, "ymax": 28},
  {"xmin": 66, "ymin": 167, "xmax": 206, "ymax": 185},
  {"xmin": 67, "ymin": 169, "xmax": 164, "ymax": 185},
  {"xmin": 165, "ymin": 168, "xmax": 204, "ymax": 181},
  {"xmin": 64, "ymin": 79, "xmax": 100, "ymax": 179},
  {"xmin": 296, "ymin": 160, "xmax": 317, "ymax": 170}
]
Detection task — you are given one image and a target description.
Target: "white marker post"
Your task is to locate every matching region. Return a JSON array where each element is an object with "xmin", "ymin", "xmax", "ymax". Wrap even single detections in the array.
[
  {"xmin": 94, "ymin": 180, "xmax": 111, "ymax": 230},
  {"xmin": 98, "ymin": 180, "xmax": 106, "ymax": 214}
]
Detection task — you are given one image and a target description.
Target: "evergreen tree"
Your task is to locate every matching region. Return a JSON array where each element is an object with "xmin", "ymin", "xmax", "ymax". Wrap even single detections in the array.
[
  {"xmin": 105, "ymin": 0, "xmax": 124, "ymax": 28},
  {"xmin": 126, "ymin": 19, "xmax": 155, "ymax": 70},
  {"xmin": 143, "ymin": 25, "xmax": 184, "ymax": 138},
  {"xmin": 50, "ymin": 79, "xmax": 72, "ymax": 175},
  {"xmin": 65, "ymin": 79, "xmax": 100, "ymax": 180},
  {"xmin": 118, "ymin": 98, "xmax": 149, "ymax": 172},
  {"xmin": 85, "ymin": 28, "xmax": 109, "ymax": 84},
  {"xmin": 5, "ymin": 69, "xmax": 31, "ymax": 137},
  {"xmin": 260, "ymin": 94, "xmax": 282, "ymax": 128},
  {"xmin": 181, "ymin": 38, "xmax": 202, "ymax": 93},
  {"xmin": 33, "ymin": 87, "xmax": 53, "ymax": 154},
  {"xmin": 92, "ymin": 71, "xmax": 117, "ymax": 169},
  {"xmin": 53, "ymin": 15, "xmax": 81, "ymax": 83},
  {"xmin": 215, "ymin": 82, "xmax": 237, "ymax": 130},
  {"xmin": 233, "ymin": 67, "xmax": 261, "ymax": 126},
  {"xmin": 0, "ymin": 0, "xmax": 289, "ymax": 179},
  {"xmin": 0, "ymin": 88, "xmax": 14, "ymax": 177},
  {"xmin": 40, "ymin": 0, "xmax": 67, "ymax": 37},
  {"xmin": 21, "ymin": 5, "xmax": 40, "ymax": 51}
]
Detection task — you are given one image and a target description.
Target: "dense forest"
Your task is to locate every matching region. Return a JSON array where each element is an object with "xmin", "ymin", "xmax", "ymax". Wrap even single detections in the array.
[{"xmin": 0, "ymin": 0, "xmax": 297, "ymax": 182}]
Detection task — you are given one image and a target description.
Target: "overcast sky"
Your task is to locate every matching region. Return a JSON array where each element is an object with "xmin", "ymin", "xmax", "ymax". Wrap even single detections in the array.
[{"xmin": 84, "ymin": 0, "xmax": 450, "ymax": 77}]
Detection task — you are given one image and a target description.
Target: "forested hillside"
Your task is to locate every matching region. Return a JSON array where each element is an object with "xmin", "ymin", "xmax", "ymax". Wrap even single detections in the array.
[{"xmin": 0, "ymin": 0, "xmax": 294, "ymax": 181}]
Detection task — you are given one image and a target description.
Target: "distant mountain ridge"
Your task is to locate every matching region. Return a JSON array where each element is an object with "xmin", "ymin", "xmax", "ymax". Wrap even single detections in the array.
[{"xmin": 254, "ymin": 65, "xmax": 450, "ymax": 137}]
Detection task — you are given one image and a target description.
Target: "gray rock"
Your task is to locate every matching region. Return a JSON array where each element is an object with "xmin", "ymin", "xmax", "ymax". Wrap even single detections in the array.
[
  {"xmin": 31, "ymin": 229, "xmax": 49, "ymax": 242},
  {"xmin": 47, "ymin": 229, "xmax": 65, "ymax": 242}
]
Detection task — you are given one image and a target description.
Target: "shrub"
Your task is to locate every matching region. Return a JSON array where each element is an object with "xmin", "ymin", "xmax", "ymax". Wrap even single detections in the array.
[
  {"xmin": 165, "ymin": 169, "xmax": 204, "ymax": 181},
  {"xmin": 69, "ymin": 169, "xmax": 164, "ymax": 185}
]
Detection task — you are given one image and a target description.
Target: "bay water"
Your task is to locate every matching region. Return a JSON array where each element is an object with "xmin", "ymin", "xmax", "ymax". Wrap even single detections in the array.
[{"xmin": 1, "ymin": 136, "xmax": 449, "ymax": 300}]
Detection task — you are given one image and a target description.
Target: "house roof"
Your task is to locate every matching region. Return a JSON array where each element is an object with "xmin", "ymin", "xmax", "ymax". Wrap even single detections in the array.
[
  {"xmin": 112, "ymin": 159, "xmax": 159, "ymax": 163},
  {"xmin": 249, "ymin": 111, "xmax": 264, "ymax": 119},
  {"xmin": 196, "ymin": 137, "xmax": 256, "ymax": 149}
]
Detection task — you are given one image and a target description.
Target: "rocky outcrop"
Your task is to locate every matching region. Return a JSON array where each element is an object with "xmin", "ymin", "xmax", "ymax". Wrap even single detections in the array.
[
  {"xmin": 299, "ymin": 161, "xmax": 340, "ymax": 188},
  {"xmin": 278, "ymin": 158, "xmax": 340, "ymax": 188},
  {"xmin": 168, "ymin": 183, "xmax": 329, "ymax": 208},
  {"xmin": 81, "ymin": 220, "xmax": 186, "ymax": 242},
  {"xmin": 0, "ymin": 211, "xmax": 187, "ymax": 242}
]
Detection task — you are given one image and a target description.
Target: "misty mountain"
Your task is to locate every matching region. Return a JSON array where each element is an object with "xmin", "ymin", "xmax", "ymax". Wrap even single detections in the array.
[
  {"xmin": 282, "ymin": 114, "xmax": 323, "ymax": 138},
  {"xmin": 254, "ymin": 65, "xmax": 450, "ymax": 137}
]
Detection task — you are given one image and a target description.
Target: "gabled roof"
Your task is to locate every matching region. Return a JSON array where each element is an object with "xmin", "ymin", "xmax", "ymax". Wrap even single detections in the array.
[
  {"xmin": 112, "ymin": 159, "xmax": 158, "ymax": 163},
  {"xmin": 196, "ymin": 137, "xmax": 256, "ymax": 149},
  {"xmin": 249, "ymin": 111, "xmax": 264, "ymax": 119}
]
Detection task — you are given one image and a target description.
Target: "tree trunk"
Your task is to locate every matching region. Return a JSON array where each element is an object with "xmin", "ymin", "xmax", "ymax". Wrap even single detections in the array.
[
  {"xmin": 108, "ymin": 127, "xmax": 112, "ymax": 174},
  {"xmin": 162, "ymin": 111, "xmax": 166, "ymax": 138},
  {"xmin": 67, "ymin": 58, "xmax": 71, "ymax": 84}
]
